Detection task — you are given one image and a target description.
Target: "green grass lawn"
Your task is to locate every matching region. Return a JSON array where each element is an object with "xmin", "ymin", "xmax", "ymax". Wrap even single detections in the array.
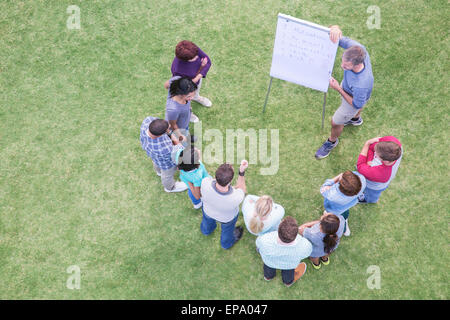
[{"xmin": 0, "ymin": 0, "xmax": 448, "ymax": 299}]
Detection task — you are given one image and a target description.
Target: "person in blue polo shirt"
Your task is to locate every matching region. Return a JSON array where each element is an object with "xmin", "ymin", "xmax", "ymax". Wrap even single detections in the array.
[
  {"xmin": 256, "ymin": 216, "xmax": 312, "ymax": 287},
  {"xmin": 315, "ymin": 25, "xmax": 374, "ymax": 159}
]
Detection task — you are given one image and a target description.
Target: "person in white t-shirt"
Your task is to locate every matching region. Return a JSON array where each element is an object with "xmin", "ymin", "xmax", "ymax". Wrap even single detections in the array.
[
  {"xmin": 200, "ymin": 160, "xmax": 248, "ymax": 249},
  {"xmin": 242, "ymin": 195, "xmax": 285, "ymax": 236}
]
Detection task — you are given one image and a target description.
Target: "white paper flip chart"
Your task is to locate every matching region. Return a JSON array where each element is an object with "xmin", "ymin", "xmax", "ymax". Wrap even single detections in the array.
[{"xmin": 269, "ymin": 14, "xmax": 339, "ymax": 92}]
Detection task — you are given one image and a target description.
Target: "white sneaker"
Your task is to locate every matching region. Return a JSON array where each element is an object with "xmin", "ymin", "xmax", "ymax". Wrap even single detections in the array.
[
  {"xmin": 164, "ymin": 181, "xmax": 188, "ymax": 193},
  {"xmin": 190, "ymin": 113, "xmax": 200, "ymax": 123},
  {"xmin": 344, "ymin": 220, "xmax": 351, "ymax": 236},
  {"xmin": 193, "ymin": 201, "xmax": 203, "ymax": 209},
  {"xmin": 193, "ymin": 96, "xmax": 212, "ymax": 107}
]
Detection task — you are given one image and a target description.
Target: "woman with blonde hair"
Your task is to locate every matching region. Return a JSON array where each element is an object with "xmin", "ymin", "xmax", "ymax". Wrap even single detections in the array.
[{"xmin": 242, "ymin": 195, "xmax": 285, "ymax": 236}]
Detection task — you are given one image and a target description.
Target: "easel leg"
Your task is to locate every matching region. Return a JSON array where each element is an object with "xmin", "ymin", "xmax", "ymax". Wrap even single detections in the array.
[
  {"xmin": 262, "ymin": 77, "xmax": 273, "ymax": 114},
  {"xmin": 322, "ymin": 92, "xmax": 327, "ymax": 129}
]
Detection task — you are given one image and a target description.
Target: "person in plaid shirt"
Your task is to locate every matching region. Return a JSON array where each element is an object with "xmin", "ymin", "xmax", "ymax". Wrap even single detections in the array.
[{"xmin": 140, "ymin": 116, "xmax": 187, "ymax": 193}]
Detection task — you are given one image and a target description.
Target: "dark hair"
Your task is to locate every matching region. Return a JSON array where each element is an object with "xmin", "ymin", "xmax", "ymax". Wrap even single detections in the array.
[
  {"xmin": 175, "ymin": 40, "xmax": 199, "ymax": 61},
  {"xmin": 375, "ymin": 141, "xmax": 402, "ymax": 162},
  {"xmin": 148, "ymin": 119, "xmax": 169, "ymax": 136},
  {"xmin": 178, "ymin": 147, "xmax": 200, "ymax": 172},
  {"xmin": 278, "ymin": 216, "xmax": 298, "ymax": 243},
  {"xmin": 321, "ymin": 214, "xmax": 340, "ymax": 254},
  {"xmin": 343, "ymin": 45, "xmax": 366, "ymax": 65},
  {"xmin": 215, "ymin": 163, "xmax": 234, "ymax": 187},
  {"xmin": 339, "ymin": 171, "xmax": 362, "ymax": 196},
  {"xmin": 169, "ymin": 77, "xmax": 197, "ymax": 98}
]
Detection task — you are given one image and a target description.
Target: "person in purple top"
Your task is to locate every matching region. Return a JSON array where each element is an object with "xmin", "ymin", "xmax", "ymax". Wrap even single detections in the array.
[
  {"xmin": 164, "ymin": 40, "xmax": 212, "ymax": 123},
  {"xmin": 315, "ymin": 25, "xmax": 374, "ymax": 160}
]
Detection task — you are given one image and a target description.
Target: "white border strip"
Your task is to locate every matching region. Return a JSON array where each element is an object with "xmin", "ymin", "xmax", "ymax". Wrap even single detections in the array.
[{"xmin": 277, "ymin": 13, "xmax": 330, "ymax": 33}]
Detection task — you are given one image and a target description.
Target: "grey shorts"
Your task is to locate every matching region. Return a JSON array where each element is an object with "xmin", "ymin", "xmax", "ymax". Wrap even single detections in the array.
[{"xmin": 332, "ymin": 96, "xmax": 360, "ymax": 125}]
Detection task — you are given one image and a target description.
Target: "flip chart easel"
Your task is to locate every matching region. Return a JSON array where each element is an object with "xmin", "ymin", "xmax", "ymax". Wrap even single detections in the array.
[{"xmin": 263, "ymin": 14, "xmax": 338, "ymax": 129}]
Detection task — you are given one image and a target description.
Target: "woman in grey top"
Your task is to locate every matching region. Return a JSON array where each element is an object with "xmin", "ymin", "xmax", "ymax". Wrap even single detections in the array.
[
  {"xmin": 165, "ymin": 76, "xmax": 197, "ymax": 143},
  {"xmin": 298, "ymin": 212, "xmax": 345, "ymax": 270}
]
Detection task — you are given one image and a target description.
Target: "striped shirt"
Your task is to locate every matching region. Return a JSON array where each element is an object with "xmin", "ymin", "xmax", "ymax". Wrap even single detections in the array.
[
  {"xmin": 140, "ymin": 116, "xmax": 182, "ymax": 170},
  {"xmin": 256, "ymin": 232, "xmax": 312, "ymax": 270}
]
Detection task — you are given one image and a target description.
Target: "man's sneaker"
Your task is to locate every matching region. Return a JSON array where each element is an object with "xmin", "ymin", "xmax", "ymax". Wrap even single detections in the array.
[
  {"xmin": 193, "ymin": 96, "xmax": 212, "ymax": 107},
  {"xmin": 344, "ymin": 117, "xmax": 363, "ymax": 126},
  {"xmin": 264, "ymin": 276, "xmax": 274, "ymax": 281},
  {"xmin": 285, "ymin": 262, "xmax": 307, "ymax": 287},
  {"xmin": 315, "ymin": 138, "xmax": 339, "ymax": 159},
  {"xmin": 164, "ymin": 181, "xmax": 188, "ymax": 193},
  {"xmin": 193, "ymin": 201, "xmax": 203, "ymax": 210},
  {"xmin": 343, "ymin": 220, "xmax": 351, "ymax": 236},
  {"xmin": 233, "ymin": 226, "xmax": 244, "ymax": 243},
  {"xmin": 190, "ymin": 113, "xmax": 200, "ymax": 123},
  {"xmin": 226, "ymin": 226, "xmax": 244, "ymax": 249},
  {"xmin": 358, "ymin": 194, "xmax": 367, "ymax": 203}
]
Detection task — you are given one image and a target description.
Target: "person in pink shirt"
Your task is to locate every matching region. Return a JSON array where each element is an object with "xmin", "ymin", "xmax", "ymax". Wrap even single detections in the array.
[{"xmin": 356, "ymin": 136, "xmax": 403, "ymax": 203}]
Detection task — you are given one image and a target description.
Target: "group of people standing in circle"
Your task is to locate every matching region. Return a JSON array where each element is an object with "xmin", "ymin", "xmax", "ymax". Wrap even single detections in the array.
[{"xmin": 140, "ymin": 24, "xmax": 403, "ymax": 288}]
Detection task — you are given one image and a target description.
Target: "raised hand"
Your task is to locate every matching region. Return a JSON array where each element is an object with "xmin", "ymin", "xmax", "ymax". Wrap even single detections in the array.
[{"xmin": 239, "ymin": 159, "xmax": 249, "ymax": 173}]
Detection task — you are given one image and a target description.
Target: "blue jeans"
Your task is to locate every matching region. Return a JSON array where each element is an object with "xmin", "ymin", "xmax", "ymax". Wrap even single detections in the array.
[
  {"xmin": 263, "ymin": 264, "xmax": 294, "ymax": 285},
  {"xmin": 200, "ymin": 208, "xmax": 239, "ymax": 249},
  {"xmin": 341, "ymin": 209, "xmax": 349, "ymax": 233},
  {"xmin": 363, "ymin": 187, "xmax": 388, "ymax": 203},
  {"xmin": 188, "ymin": 188, "xmax": 201, "ymax": 205}
]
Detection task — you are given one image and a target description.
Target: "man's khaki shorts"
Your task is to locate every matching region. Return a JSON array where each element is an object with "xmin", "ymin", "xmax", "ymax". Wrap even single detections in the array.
[{"xmin": 332, "ymin": 96, "xmax": 361, "ymax": 125}]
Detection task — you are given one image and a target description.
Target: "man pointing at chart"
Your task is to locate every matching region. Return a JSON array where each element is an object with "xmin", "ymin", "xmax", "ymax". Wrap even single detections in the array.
[{"xmin": 315, "ymin": 25, "xmax": 374, "ymax": 159}]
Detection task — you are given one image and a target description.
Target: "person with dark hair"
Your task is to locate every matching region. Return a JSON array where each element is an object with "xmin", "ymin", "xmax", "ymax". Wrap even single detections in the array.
[
  {"xmin": 320, "ymin": 170, "xmax": 366, "ymax": 236},
  {"xmin": 165, "ymin": 76, "xmax": 198, "ymax": 142},
  {"xmin": 139, "ymin": 116, "xmax": 188, "ymax": 193},
  {"xmin": 299, "ymin": 212, "xmax": 345, "ymax": 269},
  {"xmin": 199, "ymin": 160, "xmax": 248, "ymax": 249},
  {"xmin": 175, "ymin": 147, "xmax": 210, "ymax": 209},
  {"xmin": 256, "ymin": 216, "xmax": 312, "ymax": 287},
  {"xmin": 164, "ymin": 40, "xmax": 212, "ymax": 122},
  {"xmin": 315, "ymin": 25, "xmax": 374, "ymax": 159},
  {"xmin": 357, "ymin": 136, "xmax": 403, "ymax": 203}
]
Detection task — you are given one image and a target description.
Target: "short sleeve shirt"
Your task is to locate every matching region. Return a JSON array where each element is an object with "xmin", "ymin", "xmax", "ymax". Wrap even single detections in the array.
[
  {"xmin": 303, "ymin": 214, "xmax": 345, "ymax": 258},
  {"xmin": 180, "ymin": 162, "xmax": 211, "ymax": 187},
  {"xmin": 255, "ymin": 232, "xmax": 313, "ymax": 270},
  {"xmin": 200, "ymin": 177, "xmax": 245, "ymax": 223},
  {"xmin": 242, "ymin": 195, "xmax": 285, "ymax": 236},
  {"xmin": 165, "ymin": 76, "xmax": 191, "ymax": 131},
  {"xmin": 140, "ymin": 116, "xmax": 180, "ymax": 170}
]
